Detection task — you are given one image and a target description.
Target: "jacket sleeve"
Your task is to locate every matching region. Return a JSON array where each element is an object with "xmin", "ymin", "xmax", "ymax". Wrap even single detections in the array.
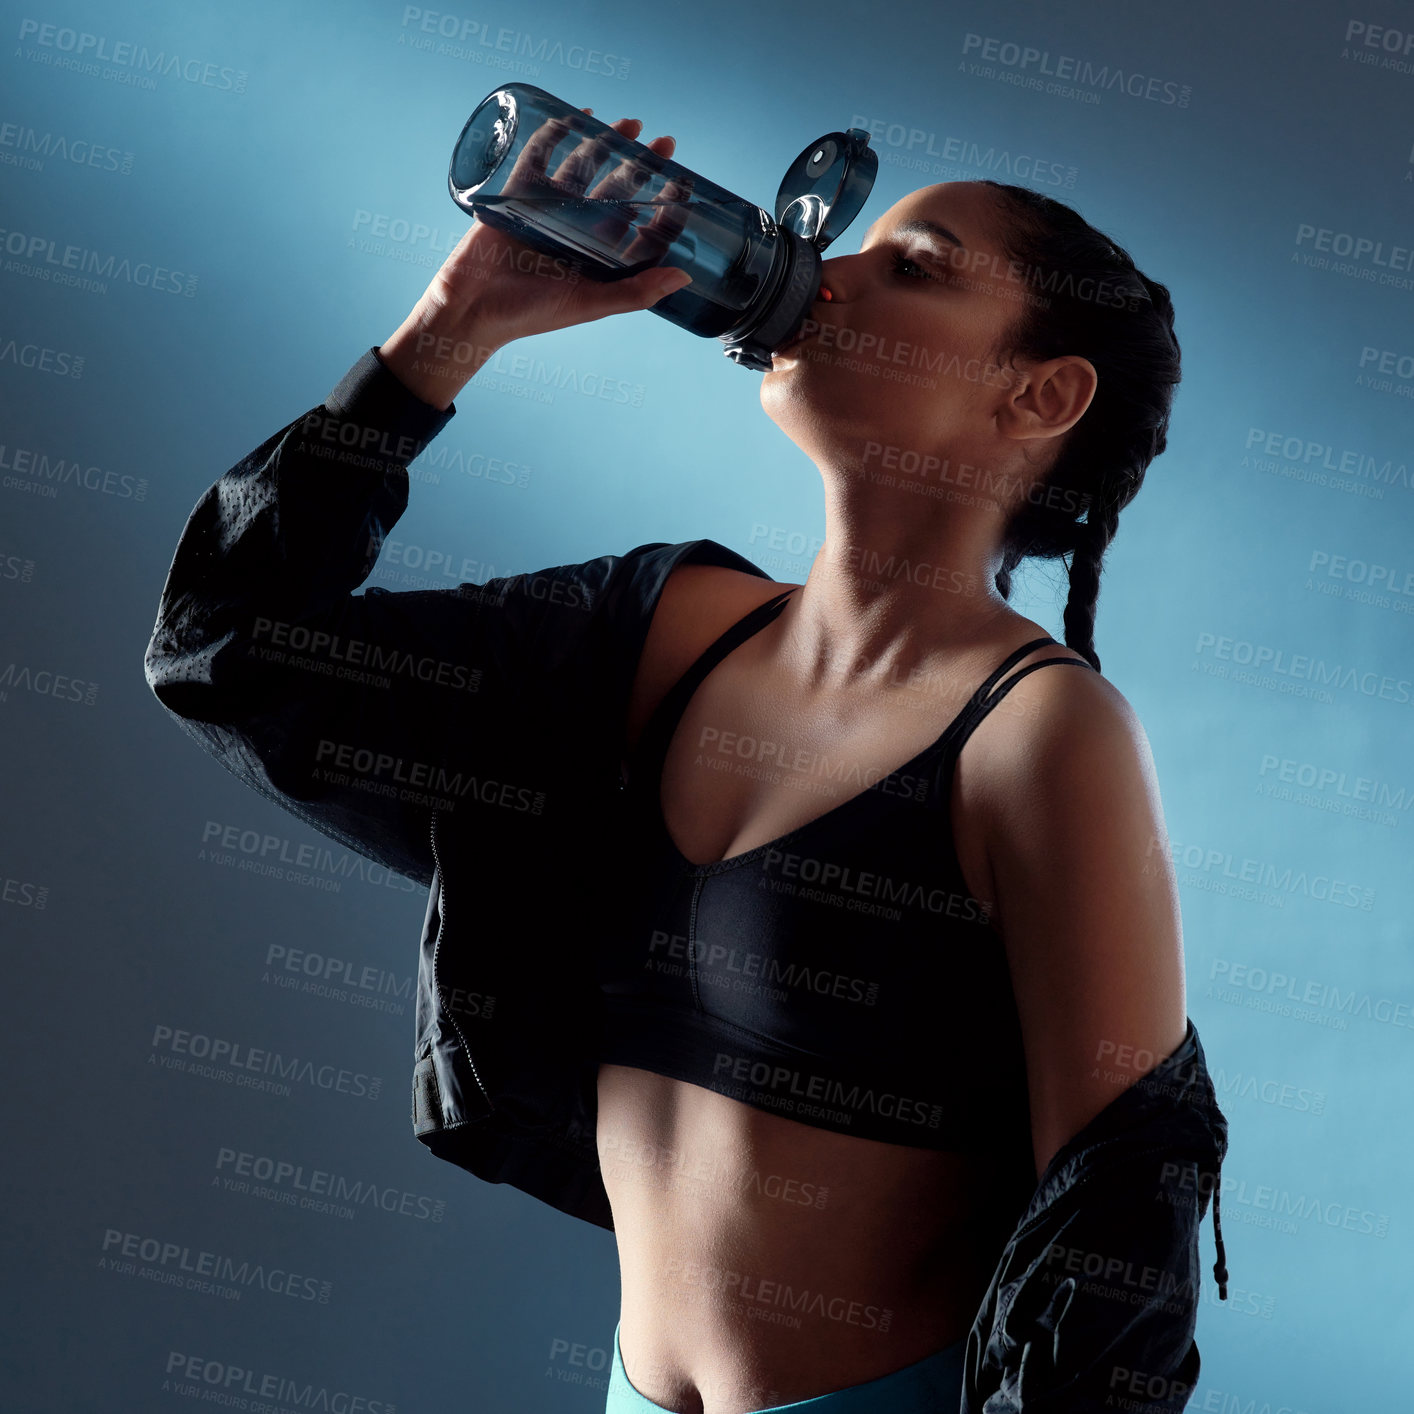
[
  {"xmin": 967, "ymin": 1136, "xmax": 1216, "ymax": 1413},
  {"xmin": 142, "ymin": 346, "xmax": 627, "ymax": 892}
]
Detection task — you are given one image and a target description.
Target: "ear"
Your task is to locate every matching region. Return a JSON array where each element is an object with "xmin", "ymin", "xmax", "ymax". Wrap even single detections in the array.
[{"xmin": 997, "ymin": 355, "xmax": 1097, "ymax": 446}]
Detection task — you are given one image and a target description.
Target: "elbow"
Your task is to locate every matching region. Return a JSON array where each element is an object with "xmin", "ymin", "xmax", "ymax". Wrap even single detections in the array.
[{"xmin": 143, "ymin": 624, "xmax": 226, "ymax": 723}]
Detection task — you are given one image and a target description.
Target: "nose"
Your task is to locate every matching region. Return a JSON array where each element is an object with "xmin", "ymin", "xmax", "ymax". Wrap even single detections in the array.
[
  {"xmin": 818, "ymin": 247, "xmax": 868, "ymax": 302},
  {"xmin": 816, "ymin": 263, "xmax": 843, "ymax": 306}
]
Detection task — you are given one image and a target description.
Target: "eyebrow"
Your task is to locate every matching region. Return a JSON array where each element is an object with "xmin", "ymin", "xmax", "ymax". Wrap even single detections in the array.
[{"xmin": 863, "ymin": 216, "xmax": 967, "ymax": 251}]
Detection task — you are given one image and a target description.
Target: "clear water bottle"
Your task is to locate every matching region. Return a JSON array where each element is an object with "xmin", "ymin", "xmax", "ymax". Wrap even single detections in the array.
[{"xmin": 447, "ymin": 84, "xmax": 877, "ymax": 371}]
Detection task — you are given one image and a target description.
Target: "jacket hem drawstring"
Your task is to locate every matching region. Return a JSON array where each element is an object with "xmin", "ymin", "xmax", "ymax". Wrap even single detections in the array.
[{"xmin": 1210, "ymin": 1156, "xmax": 1229, "ymax": 1301}]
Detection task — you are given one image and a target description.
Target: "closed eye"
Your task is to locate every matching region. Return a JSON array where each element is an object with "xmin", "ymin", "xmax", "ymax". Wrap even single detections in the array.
[{"xmin": 890, "ymin": 251, "xmax": 939, "ymax": 281}]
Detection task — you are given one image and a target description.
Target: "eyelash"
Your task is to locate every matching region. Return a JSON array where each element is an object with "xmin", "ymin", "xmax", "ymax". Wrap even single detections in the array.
[{"xmin": 890, "ymin": 251, "xmax": 937, "ymax": 281}]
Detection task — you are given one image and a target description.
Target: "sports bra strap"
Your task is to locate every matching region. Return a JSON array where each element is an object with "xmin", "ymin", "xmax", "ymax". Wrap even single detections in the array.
[
  {"xmin": 631, "ymin": 587, "xmax": 798, "ymax": 780},
  {"xmin": 943, "ymin": 638, "xmax": 1099, "ymax": 767},
  {"xmin": 968, "ymin": 635, "xmax": 1059, "ymax": 702},
  {"xmin": 632, "ymin": 613, "xmax": 1097, "ymax": 793}
]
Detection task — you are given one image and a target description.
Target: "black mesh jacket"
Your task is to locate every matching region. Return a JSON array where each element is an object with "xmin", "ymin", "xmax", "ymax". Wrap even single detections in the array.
[{"xmin": 143, "ymin": 346, "xmax": 1232, "ymax": 1413}]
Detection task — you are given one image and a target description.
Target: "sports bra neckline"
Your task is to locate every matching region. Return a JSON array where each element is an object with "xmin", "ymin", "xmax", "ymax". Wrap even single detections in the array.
[{"xmin": 629, "ymin": 586, "xmax": 1092, "ymax": 873}]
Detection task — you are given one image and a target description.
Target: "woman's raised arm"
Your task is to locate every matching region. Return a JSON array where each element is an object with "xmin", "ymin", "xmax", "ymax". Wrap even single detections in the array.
[{"xmin": 142, "ymin": 111, "xmax": 692, "ymax": 889}]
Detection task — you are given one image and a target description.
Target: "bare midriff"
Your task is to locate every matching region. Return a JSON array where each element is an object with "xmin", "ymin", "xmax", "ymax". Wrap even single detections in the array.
[
  {"xmin": 595, "ymin": 1063, "xmax": 1019, "ymax": 1414},
  {"xmin": 599, "ymin": 563, "xmax": 1050, "ymax": 1414}
]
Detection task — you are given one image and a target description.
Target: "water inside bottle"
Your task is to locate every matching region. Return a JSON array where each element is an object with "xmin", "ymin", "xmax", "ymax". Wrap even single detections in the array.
[
  {"xmin": 459, "ymin": 191, "xmax": 757, "ymax": 221},
  {"xmin": 458, "ymin": 192, "xmax": 772, "ymax": 336}
]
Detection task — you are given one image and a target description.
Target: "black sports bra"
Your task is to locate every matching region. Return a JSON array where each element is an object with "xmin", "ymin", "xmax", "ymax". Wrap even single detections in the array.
[{"xmin": 596, "ymin": 587, "xmax": 1099, "ymax": 1155}]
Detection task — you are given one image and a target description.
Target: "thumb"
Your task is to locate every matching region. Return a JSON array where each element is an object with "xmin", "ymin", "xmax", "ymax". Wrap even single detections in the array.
[{"xmin": 629, "ymin": 266, "xmax": 694, "ymax": 309}]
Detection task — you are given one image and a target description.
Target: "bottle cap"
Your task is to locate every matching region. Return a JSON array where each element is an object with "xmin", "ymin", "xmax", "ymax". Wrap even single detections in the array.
[{"xmin": 774, "ymin": 129, "xmax": 878, "ymax": 250}]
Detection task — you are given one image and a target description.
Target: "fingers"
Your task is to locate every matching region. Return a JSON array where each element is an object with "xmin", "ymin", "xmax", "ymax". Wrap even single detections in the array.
[
  {"xmin": 595, "ymin": 264, "xmax": 693, "ymax": 318},
  {"xmin": 621, "ymin": 171, "xmax": 692, "ymax": 265},
  {"xmin": 513, "ymin": 112, "xmax": 674, "ymax": 203},
  {"xmin": 513, "ymin": 110, "xmax": 627, "ymax": 187},
  {"xmin": 587, "ymin": 131, "xmax": 671, "ymax": 204},
  {"xmin": 513, "ymin": 112, "xmax": 577, "ymax": 186},
  {"xmin": 552, "ymin": 114, "xmax": 637, "ymax": 189}
]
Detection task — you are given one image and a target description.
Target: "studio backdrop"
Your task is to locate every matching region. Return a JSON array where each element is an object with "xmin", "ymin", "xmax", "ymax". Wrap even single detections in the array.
[{"xmin": 2, "ymin": 0, "xmax": 1411, "ymax": 1409}]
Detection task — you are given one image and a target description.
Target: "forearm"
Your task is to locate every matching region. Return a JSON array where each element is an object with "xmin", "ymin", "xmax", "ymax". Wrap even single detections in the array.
[{"xmin": 144, "ymin": 348, "xmax": 454, "ymax": 718}]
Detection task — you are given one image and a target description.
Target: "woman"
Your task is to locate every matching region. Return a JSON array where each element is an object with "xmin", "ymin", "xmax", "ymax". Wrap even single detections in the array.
[
  {"xmin": 400, "ymin": 116, "xmax": 1185, "ymax": 1413},
  {"xmin": 146, "ymin": 113, "xmax": 1211, "ymax": 1414}
]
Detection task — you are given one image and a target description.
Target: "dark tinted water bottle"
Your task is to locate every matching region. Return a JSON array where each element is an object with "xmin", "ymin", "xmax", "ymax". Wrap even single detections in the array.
[{"xmin": 448, "ymin": 84, "xmax": 876, "ymax": 371}]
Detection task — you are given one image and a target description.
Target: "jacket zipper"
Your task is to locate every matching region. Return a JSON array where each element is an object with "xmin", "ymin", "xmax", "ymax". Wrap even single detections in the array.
[{"xmin": 429, "ymin": 808, "xmax": 493, "ymax": 1113}]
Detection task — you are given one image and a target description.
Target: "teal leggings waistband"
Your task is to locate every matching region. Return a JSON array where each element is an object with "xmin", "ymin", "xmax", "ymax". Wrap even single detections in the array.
[{"xmin": 605, "ymin": 1321, "xmax": 967, "ymax": 1414}]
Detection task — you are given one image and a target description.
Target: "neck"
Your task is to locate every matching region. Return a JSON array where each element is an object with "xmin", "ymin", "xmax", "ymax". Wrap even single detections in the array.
[{"xmin": 777, "ymin": 470, "xmax": 1019, "ymax": 696}]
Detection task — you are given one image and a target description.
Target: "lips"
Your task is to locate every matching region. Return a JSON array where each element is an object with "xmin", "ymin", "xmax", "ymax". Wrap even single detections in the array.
[{"xmin": 775, "ymin": 322, "xmax": 816, "ymax": 354}]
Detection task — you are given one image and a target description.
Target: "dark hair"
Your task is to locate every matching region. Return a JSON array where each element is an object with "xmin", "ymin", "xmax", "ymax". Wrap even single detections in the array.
[{"xmin": 972, "ymin": 180, "xmax": 1182, "ymax": 674}]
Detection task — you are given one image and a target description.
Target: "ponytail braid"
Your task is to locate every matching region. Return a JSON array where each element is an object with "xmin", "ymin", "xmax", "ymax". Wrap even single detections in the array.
[{"xmin": 974, "ymin": 184, "xmax": 1182, "ymax": 674}]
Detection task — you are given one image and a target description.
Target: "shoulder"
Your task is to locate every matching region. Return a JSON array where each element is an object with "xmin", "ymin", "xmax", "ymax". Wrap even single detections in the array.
[
  {"xmin": 965, "ymin": 630, "xmax": 1168, "ymax": 912},
  {"xmin": 625, "ymin": 561, "xmax": 800, "ymax": 754},
  {"xmin": 966, "ymin": 621, "xmax": 1149, "ymax": 800},
  {"xmin": 958, "ymin": 620, "xmax": 1178, "ymax": 960},
  {"xmin": 649, "ymin": 561, "xmax": 800, "ymax": 669}
]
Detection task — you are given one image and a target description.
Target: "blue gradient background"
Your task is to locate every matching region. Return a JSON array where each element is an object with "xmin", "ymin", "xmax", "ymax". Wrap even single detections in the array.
[{"xmin": 2, "ymin": 0, "xmax": 1412, "ymax": 1408}]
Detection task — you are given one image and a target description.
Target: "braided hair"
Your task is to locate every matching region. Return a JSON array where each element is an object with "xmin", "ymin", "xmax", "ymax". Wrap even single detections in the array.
[{"xmin": 974, "ymin": 180, "xmax": 1182, "ymax": 674}]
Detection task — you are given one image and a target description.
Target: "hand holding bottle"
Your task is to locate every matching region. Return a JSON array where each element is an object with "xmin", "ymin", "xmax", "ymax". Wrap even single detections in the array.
[{"xmin": 381, "ymin": 111, "xmax": 692, "ymax": 409}]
